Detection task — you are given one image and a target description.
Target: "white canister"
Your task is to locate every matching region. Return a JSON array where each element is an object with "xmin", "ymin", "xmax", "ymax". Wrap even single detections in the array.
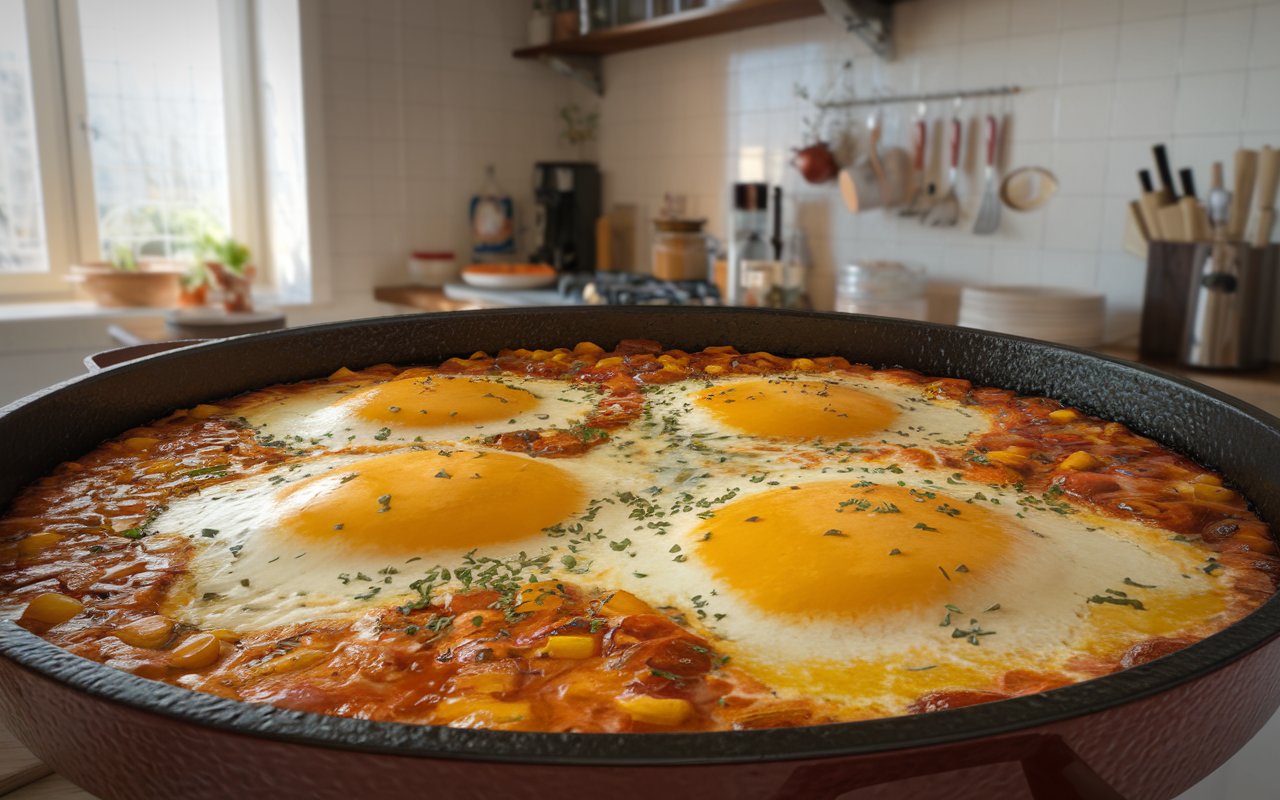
[{"xmin": 408, "ymin": 251, "xmax": 458, "ymax": 287}]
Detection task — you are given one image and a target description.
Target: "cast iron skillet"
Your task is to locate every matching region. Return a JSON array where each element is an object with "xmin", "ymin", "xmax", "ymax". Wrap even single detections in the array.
[{"xmin": 1, "ymin": 307, "xmax": 1279, "ymax": 800}]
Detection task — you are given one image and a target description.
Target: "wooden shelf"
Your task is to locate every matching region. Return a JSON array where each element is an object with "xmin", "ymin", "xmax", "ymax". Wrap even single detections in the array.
[
  {"xmin": 513, "ymin": 0, "xmax": 827, "ymax": 91},
  {"xmin": 514, "ymin": 0, "xmax": 823, "ymax": 60}
]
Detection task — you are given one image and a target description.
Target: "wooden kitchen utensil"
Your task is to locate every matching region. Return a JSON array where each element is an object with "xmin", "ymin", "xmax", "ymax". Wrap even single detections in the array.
[
  {"xmin": 1252, "ymin": 146, "xmax": 1279, "ymax": 247},
  {"xmin": 1228, "ymin": 148, "xmax": 1258, "ymax": 240},
  {"xmin": 923, "ymin": 117, "xmax": 961, "ymax": 227},
  {"xmin": 899, "ymin": 118, "xmax": 929, "ymax": 217}
]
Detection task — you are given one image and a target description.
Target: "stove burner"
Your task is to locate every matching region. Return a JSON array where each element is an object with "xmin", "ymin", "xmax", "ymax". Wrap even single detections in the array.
[{"xmin": 557, "ymin": 273, "xmax": 721, "ymax": 306}]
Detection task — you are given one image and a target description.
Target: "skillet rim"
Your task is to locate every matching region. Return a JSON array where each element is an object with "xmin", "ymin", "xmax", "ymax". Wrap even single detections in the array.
[{"xmin": 1, "ymin": 306, "xmax": 1278, "ymax": 766}]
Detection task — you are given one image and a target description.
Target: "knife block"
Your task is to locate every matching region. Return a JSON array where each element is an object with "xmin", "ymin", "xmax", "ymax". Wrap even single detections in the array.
[{"xmin": 1141, "ymin": 241, "xmax": 1280, "ymax": 362}]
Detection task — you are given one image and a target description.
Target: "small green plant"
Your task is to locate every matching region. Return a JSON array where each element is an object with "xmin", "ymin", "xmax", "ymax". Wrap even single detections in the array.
[
  {"xmin": 108, "ymin": 243, "xmax": 138, "ymax": 272},
  {"xmin": 196, "ymin": 233, "xmax": 251, "ymax": 275}
]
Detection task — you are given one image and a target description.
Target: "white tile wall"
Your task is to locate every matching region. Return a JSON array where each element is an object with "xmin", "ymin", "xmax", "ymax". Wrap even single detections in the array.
[
  {"xmin": 597, "ymin": 0, "xmax": 1280, "ymax": 342},
  {"xmin": 315, "ymin": 0, "xmax": 580, "ymax": 301}
]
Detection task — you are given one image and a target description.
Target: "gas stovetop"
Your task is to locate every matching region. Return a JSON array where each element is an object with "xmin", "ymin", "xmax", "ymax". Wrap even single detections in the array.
[{"xmin": 557, "ymin": 272, "xmax": 721, "ymax": 306}]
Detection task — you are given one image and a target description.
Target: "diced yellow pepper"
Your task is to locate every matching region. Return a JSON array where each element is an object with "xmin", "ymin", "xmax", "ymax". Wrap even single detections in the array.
[
  {"xmin": 169, "ymin": 633, "xmax": 222, "ymax": 669},
  {"xmin": 251, "ymin": 648, "xmax": 328, "ymax": 676},
  {"xmin": 328, "ymin": 366, "xmax": 357, "ymax": 380},
  {"xmin": 115, "ymin": 615, "xmax": 174, "ymax": 649},
  {"xmin": 451, "ymin": 671, "xmax": 518, "ymax": 694},
  {"xmin": 1058, "ymin": 451, "xmax": 1103, "ymax": 471},
  {"xmin": 22, "ymin": 592, "xmax": 83, "ymax": 625},
  {"xmin": 434, "ymin": 698, "xmax": 531, "ymax": 724},
  {"xmin": 617, "ymin": 695, "xmax": 693, "ymax": 727},
  {"xmin": 1194, "ymin": 483, "xmax": 1237, "ymax": 503},
  {"xmin": 17, "ymin": 531, "xmax": 63, "ymax": 557},
  {"xmin": 537, "ymin": 635, "xmax": 596, "ymax": 659},
  {"xmin": 601, "ymin": 590, "xmax": 657, "ymax": 617},
  {"xmin": 1048, "ymin": 409, "xmax": 1080, "ymax": 423},
  {"xmin": 123, "ymin": 437, "xmax": 160, "ymax": 452},
  {"xmin": 595, "ymin": 356, "xmax": 624, "ymax": 368},
  {"xmin": 985, "ymin": 450, "xmax": 1030, "ymax": 468},
  {"xmin": 187, "ymin": 404, "xmax": 222, "ymax": 419}
]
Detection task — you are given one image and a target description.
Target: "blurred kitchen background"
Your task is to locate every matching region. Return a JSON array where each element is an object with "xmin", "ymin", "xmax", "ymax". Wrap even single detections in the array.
[{"xmin": 0, "ymin": 1, "xmax": 1279, "ymax": 794}]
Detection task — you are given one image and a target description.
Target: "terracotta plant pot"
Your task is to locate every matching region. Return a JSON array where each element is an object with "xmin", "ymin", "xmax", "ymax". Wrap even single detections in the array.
[
  {"xmin": 70, "ymin": 262, "xmax": 183, "ymax": 308},
  {"xmin": 791, "ymin": 142, "xmax": 839, "ymax": 185}
]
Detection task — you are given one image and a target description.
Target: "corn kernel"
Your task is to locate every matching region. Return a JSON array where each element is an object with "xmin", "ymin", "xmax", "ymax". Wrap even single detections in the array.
[
  {"xmin": 551, "ymin": 352, "xmax": 572, "ymax": 364},
  {"xmin": 1192, "ymin": 473, "xmax": 1223, "ymax": 486},
  {"xmin": 1194, "ymin": 483, "xmax": 1237, "ymax": 503},
  {"xmin": 17, "ymin": 531, "xmax": 63, "ymax": 558},
  {"xmin": 434, "ymin": 698, "xmax": 531, "ymax": 724},
  {"xmin": 530, "ymin": 349, "xmax": 553, "ymax": 362},
  {"xmin": 207, "ymin": 628, "xmax": 240, "ymax": 642},
  {"xmin": 22, "ymin": 592, "xmax": 83, "ymax": 625},
  {"xmin": 328, "ymin": 367, "xmax": 357, "ymax": 380},
  {"xmin": 602, "ymin": 590, "xmax": 657, "ymax": 617},
  {"xmin": 617, "ymin": 696, "xmax": 693, "ymax": 727},
  {"xmin": 115, "ymin": 615, "xmax": 174, "ymax": 649},
  {"xmin": 187, "ymin": 404, "xmax": 221, "ymax": 420},
  {"xmin": 537, "ymin": 635, "xmax": 596, "ymax": 660},
  {"xmin": 123, "ymin": 437, "xmax": 160, "ymax": 452},
  {"xmin": 1058, "ymin": 451, "xmax": 1103, "ymax": 471},
  {"xmin": 595, "ymin": 356, "xmax": 624, "ymax": 368},
  {"xmin": 170, "ymin": 633, "xmax": 222, "ymax": 669},
  {"xmin": 703, "ymin": 364, "xmax": 726, "ymax": 375},
  {"xmin": 452, "ymin": 671, "xmax": 518, "ymax": 694},
  {"xmin": 791, "ymin": 358, "xmax": 816, "ymax": 370},
  {"xmin": 1005, "ymin": 445, "xmax": 1034, "ymax": 456},
  {"xmin": 985, "ymin": 450, "xmax": 1030, "ymax": 468},
  {"xmin": 469, "ymin": 351, "xmax": 488, "ymax": 360},
  {"xmin": 574, "ymin": 341, "xmax": 605, "ymax": 355},
  {"xmin": 1048, "ymin": 409, "xmax": 1080, "ymax": 423}
]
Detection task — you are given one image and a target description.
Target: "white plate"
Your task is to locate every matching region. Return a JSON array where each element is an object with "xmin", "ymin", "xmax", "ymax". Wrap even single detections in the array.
[{"xmin": 461, "ymin": 269, "xmax": 558, "ymax": 290}]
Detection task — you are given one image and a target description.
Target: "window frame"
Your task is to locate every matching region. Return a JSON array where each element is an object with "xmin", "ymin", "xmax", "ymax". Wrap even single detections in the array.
[{"xmin": 1, "ymin": 0, "xmax": 272, "ymax": 299}]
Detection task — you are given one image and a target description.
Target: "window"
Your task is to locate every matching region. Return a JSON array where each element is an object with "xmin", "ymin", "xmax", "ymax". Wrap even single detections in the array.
[{"xmin": 0, "ymin": 0, "xmax": 312, "ymax": 301}]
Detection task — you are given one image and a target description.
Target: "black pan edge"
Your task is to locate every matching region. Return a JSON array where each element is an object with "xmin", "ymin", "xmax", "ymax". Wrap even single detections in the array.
[{"xmin": 2, "ymin": 307, "xmax": 1278, "ymax": 765}]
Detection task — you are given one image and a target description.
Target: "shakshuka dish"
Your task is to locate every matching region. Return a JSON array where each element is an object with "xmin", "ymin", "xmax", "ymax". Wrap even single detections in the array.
[{"xmin": 1, "ymin": 340, "xmax": 1275, "ymax": 732}]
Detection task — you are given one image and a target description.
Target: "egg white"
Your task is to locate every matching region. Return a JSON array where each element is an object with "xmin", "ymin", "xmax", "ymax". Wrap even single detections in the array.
[
  {"xmin": 155, "ymin": 369, "xmax": 1241, "ymax": 716},
  {"xmin": 231, "ymin": 375, "xmax": 600, "ymax": 452}
]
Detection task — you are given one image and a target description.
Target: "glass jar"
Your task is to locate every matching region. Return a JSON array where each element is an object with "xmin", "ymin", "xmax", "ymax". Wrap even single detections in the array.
[
  {"xmin": 652, "ymin": 218, "xmax": 711, "ymax": 281},
  {"xmin": 836, "ymin": 261, "xmax": 927, "ymax": 320}
]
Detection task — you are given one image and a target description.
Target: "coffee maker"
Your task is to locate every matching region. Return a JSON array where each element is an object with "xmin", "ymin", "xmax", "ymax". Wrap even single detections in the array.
[{"xmin": 531, "ymin": 162, "xmax": 601, "ymax": 273}]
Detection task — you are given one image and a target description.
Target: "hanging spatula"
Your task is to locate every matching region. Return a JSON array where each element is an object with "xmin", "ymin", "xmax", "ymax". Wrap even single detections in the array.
[{"xmin": 973, "ymin": 115, "xmax": 1001, "ymax": 235}]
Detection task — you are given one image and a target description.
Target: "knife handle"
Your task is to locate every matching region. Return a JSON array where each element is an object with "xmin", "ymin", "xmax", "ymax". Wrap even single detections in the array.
[{"xmin": 1228, "ymin": 148, "xmax": 1258, "ymax": 240}]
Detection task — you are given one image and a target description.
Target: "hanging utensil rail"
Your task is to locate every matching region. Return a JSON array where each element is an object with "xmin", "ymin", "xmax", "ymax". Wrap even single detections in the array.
[{"xmin": 816, "ymin": 85, "xmax": 1021, "ymax": 110}]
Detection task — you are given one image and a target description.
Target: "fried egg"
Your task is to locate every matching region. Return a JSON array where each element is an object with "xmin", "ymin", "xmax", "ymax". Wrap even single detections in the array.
[
  {"xmin": 230, "ymin": 374, "xmax": 599, "ymax": 451},
  {"xmin": 153, "ymin": 371, "xmax": 1241, "ymax": 718}
]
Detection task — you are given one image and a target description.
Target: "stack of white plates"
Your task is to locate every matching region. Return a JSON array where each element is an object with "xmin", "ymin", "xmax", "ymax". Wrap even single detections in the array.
[{"xmin": 958, "ymin": 286, "xmax": 1106, "ymax": 348}]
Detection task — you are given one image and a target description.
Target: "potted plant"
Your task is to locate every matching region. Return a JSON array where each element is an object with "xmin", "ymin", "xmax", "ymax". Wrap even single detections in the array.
[
  {"xmin": 195, "ymin": 234, "xmax": 256, "ymax": 313},
  {"xmin": 70, "ymin": 244, "xmax": 184, "ymax": 308}
]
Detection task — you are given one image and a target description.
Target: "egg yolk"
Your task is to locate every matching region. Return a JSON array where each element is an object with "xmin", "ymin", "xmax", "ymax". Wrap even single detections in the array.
[
  {"xmin": 693, "ymin": 379, "xmax": 898, "ymax": 440},
  {"xmin": 695, "ymin": 482, "xmax": 1017, "ymax": 620},
  {"xmin": 345, "ymin": 377, "xmax": 539, "ymax": 427},
  {"xmin": 276, "ymin": 450, "xmax": 583, "ymax": 555}
]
